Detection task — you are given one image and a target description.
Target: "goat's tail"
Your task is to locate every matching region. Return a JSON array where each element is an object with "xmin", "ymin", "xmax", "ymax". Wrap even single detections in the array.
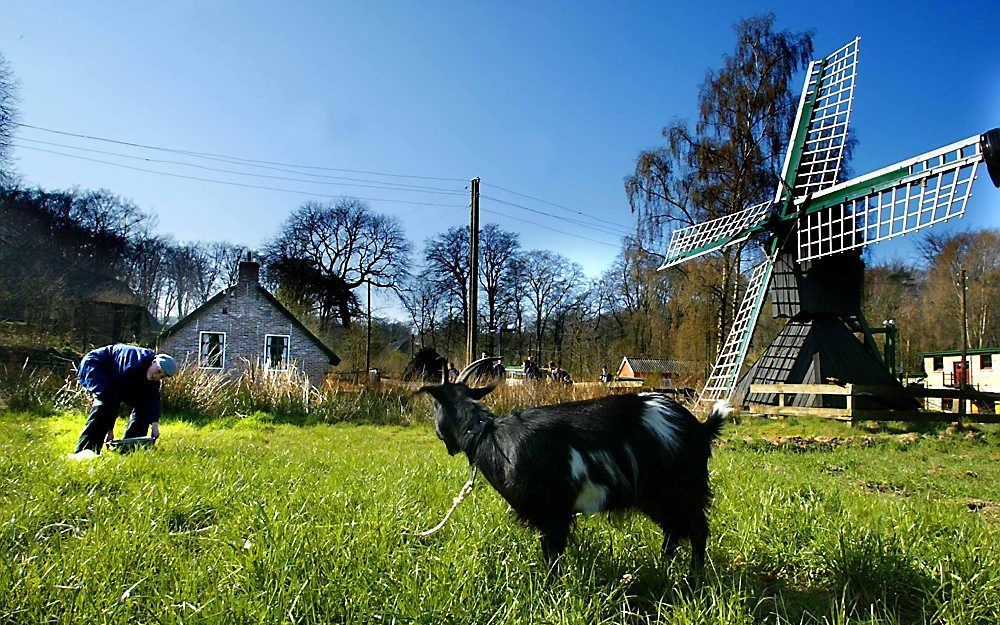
[{"xmin": 703, "ymin": 400, "xmax": 730, "ymax": 443}]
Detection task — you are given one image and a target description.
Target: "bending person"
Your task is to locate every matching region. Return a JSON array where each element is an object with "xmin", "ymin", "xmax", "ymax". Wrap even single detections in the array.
[{"xmin": 73, "ymin": 344, "xmax": 176, "ymax": 456}]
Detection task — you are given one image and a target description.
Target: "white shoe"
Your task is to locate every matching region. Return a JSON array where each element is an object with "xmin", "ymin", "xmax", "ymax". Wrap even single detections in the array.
[{"xmin": 68, "ymin": 449, "xmax": 100, "ymax": 460}]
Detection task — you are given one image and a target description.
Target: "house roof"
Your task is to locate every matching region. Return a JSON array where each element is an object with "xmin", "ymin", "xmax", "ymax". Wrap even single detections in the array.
[
  {"xmin": 385, "ymin": 335, "xmax": 415, "ymax": 354},
  {"xmin": 922, "ymin": 347, "xmax": 998, "ymax": 358},
  {"xmin": 619, "ymin": 357, "xmax": 683, "ymax": 374},
  {"xmin": 61, "ymin": 267, "xmax": 143, "ymax": 306},
  {"xmin": 157, "ymin": 284, "xmax": 340, "ymax": 365}
]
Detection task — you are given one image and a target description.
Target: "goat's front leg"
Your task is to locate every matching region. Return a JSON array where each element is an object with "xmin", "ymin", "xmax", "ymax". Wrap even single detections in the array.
[
  {"xmin": 661, "ymin": 531, "xmax": 679, "ymax": 560},
  {"xmin": 539, "ymin": 518, "xmax": 571, "ymax": 569}
]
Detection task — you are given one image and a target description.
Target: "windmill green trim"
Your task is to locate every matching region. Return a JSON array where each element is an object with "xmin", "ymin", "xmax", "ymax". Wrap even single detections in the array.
[
  {"xmin": 800, "ymin": 166, "xmax": 910, "ymax": 215},
  {"xmin": 733, "ymin": 262, "xmax": 773, "ymax": 378},
  {"xmin": 779, "ymin": 59, "xmax": 826, "ymax": 218},
  {"xmin": 663, "ymin": 219, "xmax": 770, "ymax": 265}
]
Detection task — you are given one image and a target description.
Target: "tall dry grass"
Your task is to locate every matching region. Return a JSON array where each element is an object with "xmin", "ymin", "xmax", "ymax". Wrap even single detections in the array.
[
  {"xmin": 0, "ymin": 360, "xmax": 82, "ymax": 413},
  {"xmin": 483, "ymin": 380, "xmax": 611, "ymax": 415},
  {"xmin": 4, "ymin": 359, "xmax": 621, "ymax": 425},
  {"xmin": 162, "ymin": 361, "xmax": 422, "ymax": 426},
  {"xmin": 162, "ymin": 366, "xmax": 618, "ymax": 425}
]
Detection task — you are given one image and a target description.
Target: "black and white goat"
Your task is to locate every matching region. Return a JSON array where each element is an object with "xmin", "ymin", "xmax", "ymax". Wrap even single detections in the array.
[{"xmin": 420, "ymin": 358, "xmax": 728, "ymax": 569}]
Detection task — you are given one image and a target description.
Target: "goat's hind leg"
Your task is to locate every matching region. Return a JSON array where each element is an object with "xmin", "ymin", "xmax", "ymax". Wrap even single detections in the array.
[
  {"xmin": 539, "ymin": 518, "xmax": 571, "ymax": 570},
  {"xmin": 641, "ymin": 505, "xmax": 681, "ymax": 562},
  {"xmin": 660, "ymin": 526, "xmax": 680, "ymax": 560},
  {"xmin": 688, "ymin": 511, "xmax": 709, "ymax": 571}
]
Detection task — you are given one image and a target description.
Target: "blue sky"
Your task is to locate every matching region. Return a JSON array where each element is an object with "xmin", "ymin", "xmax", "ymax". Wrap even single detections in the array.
[{"xmin": 2, "ymin": 1, "xmax": 998, "ymax": 317}]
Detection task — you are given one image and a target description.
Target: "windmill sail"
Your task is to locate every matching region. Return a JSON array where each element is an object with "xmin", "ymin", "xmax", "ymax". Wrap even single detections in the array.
[
  {"xmin": 776, "ymin": 38, "xmax": 860, "ymax": 204},
  {"xmin": 797, "ymin": 135, "xmax": 982, "ymax": 261},
  {"xmin": 700, "ymin": 255, "xmax": 776, "ymax": 403},
  {"xmin": 659, "ymin": 201, "xmax": 772, "ymax": 269},
  {"xmin": 655, "ymin": 32, "xmax": 997, "ymax": 409}
]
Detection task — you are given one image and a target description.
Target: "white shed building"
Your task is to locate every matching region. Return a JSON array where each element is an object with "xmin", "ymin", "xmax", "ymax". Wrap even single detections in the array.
[{"xmin": 922, "ymin": 347, "xmax": 1000, "ymax": 413}]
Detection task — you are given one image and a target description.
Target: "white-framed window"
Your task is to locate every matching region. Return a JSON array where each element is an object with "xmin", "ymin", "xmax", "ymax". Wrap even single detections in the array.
[
  {"xmin": 264, "ymin": 334, "xmax": 290, "ymax": 370},
  {"xmin": 199, "ymin": 331, "xmax": 226, "ymax": 369},
  {"xmin": 981, "ymin": 354, "xmax": 993, "ymax": 370}
]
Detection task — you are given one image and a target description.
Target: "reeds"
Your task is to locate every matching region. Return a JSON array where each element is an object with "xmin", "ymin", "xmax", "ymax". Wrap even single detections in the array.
[
  {"xmin": 161, "ymin": 360, "xmax": 421, "ymax": 425},
  {"xmin": 3, "ymin": 360, "xmax": 616, "ymax": 425},
  {"xmin": 0, "ymin": 360, "xmax": 74, "ymax": 412}
]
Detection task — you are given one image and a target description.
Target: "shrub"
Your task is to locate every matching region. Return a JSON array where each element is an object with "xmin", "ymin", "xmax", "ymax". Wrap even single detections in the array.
[{"xmin": 0, "ymin": 360, "xmax": 78, "ymax": 413}]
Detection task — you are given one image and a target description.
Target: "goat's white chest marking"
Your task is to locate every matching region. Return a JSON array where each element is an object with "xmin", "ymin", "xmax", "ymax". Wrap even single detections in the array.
[
  {"xmin": 574, "ymin": 481, "xmax": 608, "ymax": 514},
  {"xmin": 568, "ymin": 447, "xmax": 608, "ymax": 514}
]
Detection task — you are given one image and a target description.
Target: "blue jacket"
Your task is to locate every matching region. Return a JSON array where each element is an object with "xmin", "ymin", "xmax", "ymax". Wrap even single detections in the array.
[{"xmin": 78, "ymin": 344, "xmax": 161, "ymax": 421}]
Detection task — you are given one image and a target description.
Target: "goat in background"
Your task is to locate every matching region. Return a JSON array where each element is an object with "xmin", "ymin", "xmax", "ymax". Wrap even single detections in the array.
[{"xmin": 420, "ymin": 358, "xmax": 728, "ymax": 570}]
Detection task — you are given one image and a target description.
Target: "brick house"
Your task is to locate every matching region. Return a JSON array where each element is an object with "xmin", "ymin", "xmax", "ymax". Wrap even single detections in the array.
[
  {"xmin": 157, "ymin": 257, "xmax": 339, "ymax": 386},
  {"xmin": 616, "ymin": 357, "xmax": 683, "ymax": 386}
]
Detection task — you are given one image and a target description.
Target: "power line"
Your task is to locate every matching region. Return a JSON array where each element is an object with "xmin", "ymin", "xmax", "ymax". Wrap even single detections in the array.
[
  {"xmin": 15, "ymin": 122, "xmax": 467, "ymax": 182},
  {"xmin": 480, "ymin": 208, "xmax": 621, "ymax": 249},
  {"xmin": 14, "ymin": 144, "xmax": 467, "ymax": 208},
  {"xmin": 481, "ymin": 181, "xmax": 633, "ymax": 231},
  {"xmin": 13, "ymin": 124, "xmax": 628, "ymax": 251},
  {"xmin": 14, "ymin": 137, "xmax": 466, "ymax": 195},
  {"xmin": 482, "ymin": 195, "xmax": 633, "ymax": 237},
  {"xmin": 16, "ymin": 133, "xmax": 467, "ymax": 191},
  {"xmin": 15, "ymin": 124, "xmax": 634, "ymax": 235}
]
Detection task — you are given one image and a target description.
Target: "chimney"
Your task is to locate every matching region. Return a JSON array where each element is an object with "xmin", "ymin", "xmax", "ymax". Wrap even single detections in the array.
[{"xmin": 238, "ymin": 251, "xmax": 260, "ymax": 286}]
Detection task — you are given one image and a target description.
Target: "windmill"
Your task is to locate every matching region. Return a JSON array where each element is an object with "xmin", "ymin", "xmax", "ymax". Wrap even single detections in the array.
[{"xmin": 660, "ymin": 38, "xmax": 1000, "ymax": 409}]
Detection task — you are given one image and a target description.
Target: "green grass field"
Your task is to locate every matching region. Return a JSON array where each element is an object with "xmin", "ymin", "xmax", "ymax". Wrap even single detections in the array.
[{"xmin": 1, "ymin": 410, "xmax": 997, "ymax": 624}]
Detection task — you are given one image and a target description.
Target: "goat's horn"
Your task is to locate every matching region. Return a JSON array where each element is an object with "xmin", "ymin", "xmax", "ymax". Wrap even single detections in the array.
[{"xmin": 455, "ymin": 357, "xmax": 501, "ymax": 384}]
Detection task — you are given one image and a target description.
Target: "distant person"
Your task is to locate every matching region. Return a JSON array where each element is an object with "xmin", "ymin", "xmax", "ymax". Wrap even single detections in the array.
[
  {"xmin": 599, "ymin": 365, "xmax": 613, "ymax": 384},
  {"xmin": 522, "ymin": 357, "xmax": 539, "ymax": 381},
  {"xmin": 493, "ymin": 359, "xmax": 506, "ymax": 380},
  {"xmin": 525, "ymin": 357, "xmax": 542, "ymax": 380},
  {"xmin": 447, "ymin": 362, "xmax": 459, "ymax": 383},
  {"xmin": 72, "ymin": 344, "xmax": 176, "ymax": 457}
]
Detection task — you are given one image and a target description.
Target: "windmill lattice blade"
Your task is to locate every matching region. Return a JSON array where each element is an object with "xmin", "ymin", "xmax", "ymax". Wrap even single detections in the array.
[
  {"xmin": 796, "ymin": 39, "xmax": 859, "ymax": 194},
  {"xmin": 659, "ymin": 201, "xmax": 772, "ymax": 269},
  {"xmin": 798, "ymin": 136, "xmax": 982, "ymax": 261},
  {"xmin": 776, "ymin": 38, "xmax": 860, "ymax": 202},
  {"xmin": 699, "ymin": 256, "xmax": 775, "ymax": 404}
]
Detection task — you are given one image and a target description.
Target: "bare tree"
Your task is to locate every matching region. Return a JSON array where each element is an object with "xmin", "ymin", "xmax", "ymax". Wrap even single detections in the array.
[
  {"xmin": 596, "ymin": 243, "xmax": 668, "ymax": 353},
  {"xmin": 0, "ymin": 52, "xmax": 18, "ymax": 184},
  {"xmin": 125, "ymin": 233, "xmax": 171, "ymax": 317},
  {"xmin": 478, "ymin": 224, "xmax": 520, "ymax": 353},
  {"xmin": 522, "ymin": 250, "xmax": 584, "ymax": 360},
  {"xmin": 161, "ymin": 243, "xmax": 205, "ymax": 320},
  {"xmin": 397, "ymin": 268, "xmax": 446, "ymax": 347},
  {"xmin": 625, "ymin": 14, "xmax": 814, "ymax": 352},
  {"xmin": 206, "ymin": 241, "xmax": 246, "ymax": 290},
  {"xmin": 266, "ymin": 198, "xmax": 410, "ymax": 329},
  {"xmin": 423, "ymin": 226, "xmax": 470, "ymax": 329}
]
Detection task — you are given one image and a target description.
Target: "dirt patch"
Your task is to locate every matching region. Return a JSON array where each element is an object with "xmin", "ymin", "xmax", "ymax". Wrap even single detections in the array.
[
  {"xmin": 861, "ymin": 480, "xmax": 908, "ymax": 496},
  {"xmin": 720, "ymin": 431, "xmax": 943, "ymax": 452},
  {"xmin": 966, "ymin": 500, "xmax": 1000, "ymax": 517},
  {"xmin": 723, "ymin": 435, "xmax": 873, "ymax": 451}
]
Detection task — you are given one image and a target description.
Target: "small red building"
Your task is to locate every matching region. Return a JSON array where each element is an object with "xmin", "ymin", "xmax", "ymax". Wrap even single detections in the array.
[{"xmin": 616, "ymin": 357, "xmax": 682, "ymax": 386}]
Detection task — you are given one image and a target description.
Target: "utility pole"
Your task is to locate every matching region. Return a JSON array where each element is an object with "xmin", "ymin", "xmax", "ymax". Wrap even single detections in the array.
[
  {"xmin": 959, "ymin": 268, "xmax": 968, "ymax": 425},
  {"xmin": 467, "ymin": 177, "xmax": 480, "ymax": 366},
  {"xmin": 365, "ymin": 280, "xmax": 372, "ymax": 375}
]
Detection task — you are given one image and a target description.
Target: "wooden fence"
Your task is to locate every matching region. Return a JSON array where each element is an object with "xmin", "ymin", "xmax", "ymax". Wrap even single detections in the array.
[{"xmin": 748, "ymin": 383, "xmax": 1000, "ymax": 424}]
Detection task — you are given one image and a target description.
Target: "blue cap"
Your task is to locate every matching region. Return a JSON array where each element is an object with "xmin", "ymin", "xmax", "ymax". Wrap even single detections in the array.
[{"xmin": 155, "ymin": 354, "xmax": 177, "ymax": 377}]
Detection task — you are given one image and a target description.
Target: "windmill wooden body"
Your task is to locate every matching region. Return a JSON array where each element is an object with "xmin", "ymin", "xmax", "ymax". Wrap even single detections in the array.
[{"xmin": 660, "ymin": 38, "xmax": 1000, "ymax": 409}]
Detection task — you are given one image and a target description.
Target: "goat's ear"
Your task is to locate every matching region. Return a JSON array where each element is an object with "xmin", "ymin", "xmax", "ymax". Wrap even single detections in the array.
[
  {"xmin": 466, "ymin": 385, "xmax": 496, "ymax": 401},
  {"xmin": 416, "ymin": 384, "xmax": 448, "ymax": 403}
]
